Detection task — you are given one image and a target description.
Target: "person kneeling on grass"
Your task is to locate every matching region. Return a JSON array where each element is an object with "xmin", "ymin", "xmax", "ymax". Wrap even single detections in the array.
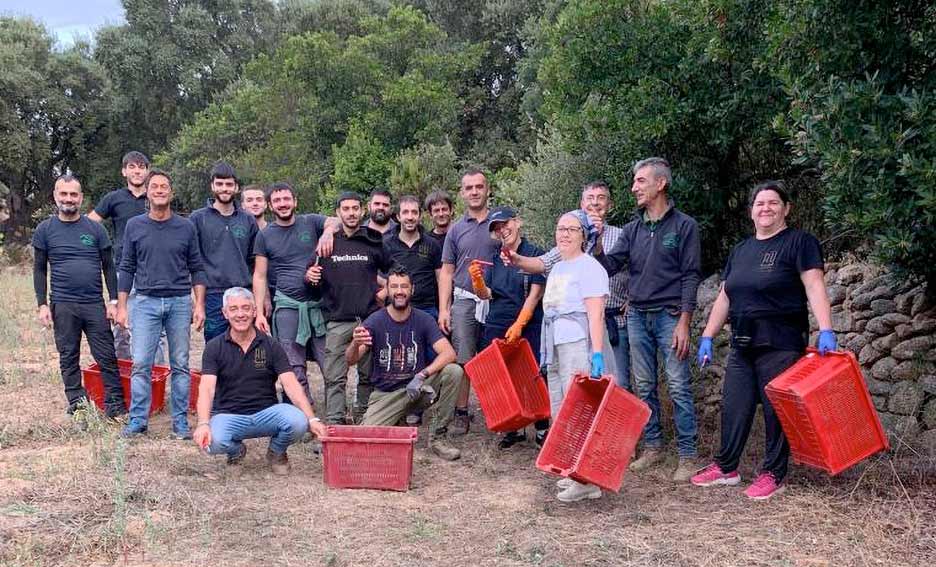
[
  {"xmin": 193, "ymin": 287, "xmax": 327, "ymax": 475},
  {"xmin": 346, "ymin": 265, "xmax": 463, "ymax": 461}
]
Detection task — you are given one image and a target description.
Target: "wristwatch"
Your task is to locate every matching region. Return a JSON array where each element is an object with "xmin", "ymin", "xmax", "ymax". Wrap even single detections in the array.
[{"xmin": 109, "ymin": 299, "xmax": 118, "ymax": 305}]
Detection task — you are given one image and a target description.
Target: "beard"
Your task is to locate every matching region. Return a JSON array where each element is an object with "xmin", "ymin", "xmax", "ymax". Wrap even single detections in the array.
[
  {"xmin": 215, "ymin": 192, "xmax": 235, "ymax": 204},
  {"xmin": 391, "ymin": 294, "xmax": 411, "ymax": 310},
  {"xmin": 370, "ymin": 210, "xmax": 390, "ymax": 225},
  {"xmin": 57, "ymin": 203, "xmax": 79, "ymax": 216},
  {"xmin": 273, "ymin": 208, "xmax": 295, "ymax": 222}
]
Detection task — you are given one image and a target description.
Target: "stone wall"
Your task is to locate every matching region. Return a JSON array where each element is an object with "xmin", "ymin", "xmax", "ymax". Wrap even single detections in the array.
[{"xmin": 692, "ymin": 261, "xmax": 936, "ymax": 455}]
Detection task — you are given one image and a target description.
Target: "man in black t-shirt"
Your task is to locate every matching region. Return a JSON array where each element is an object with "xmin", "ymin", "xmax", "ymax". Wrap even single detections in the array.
[
  {"xmin": 307, "ymin": 192, "xmax": 392, "ymax": 424},
  {"xmin": 252, "ymin": 182, "xmax": 336, "ymax": 404},
  {"xmin": 33, "ymin": 175, "xmax": 125, "ymax": 418},
  {"xmin": 194, "ymin": 287, "xmax": 327, "ymax": 475},
  {"xmin": 88, "ymin": 151, "xmax": 150, "ymax": 359},
  {"xmin": 382, "ymin": 195, "xmax": 443, "ymax": 319},
  {"xmin": 346, "ymin": 265, "xmax": 462, "ymax": 461}
]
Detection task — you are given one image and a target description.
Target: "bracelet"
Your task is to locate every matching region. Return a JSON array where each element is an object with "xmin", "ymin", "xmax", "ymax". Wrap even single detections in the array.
[
  {"xmin": 196, "ymin": 422, "xmax": 210, "ymax": 428},
  {"xmin": 308, "ymin": 417, "xmax": 321, "ymax": 423}
]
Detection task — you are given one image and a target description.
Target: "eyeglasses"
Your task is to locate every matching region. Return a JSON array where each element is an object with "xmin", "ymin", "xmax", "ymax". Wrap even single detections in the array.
[{"xmin": 555, "ymin": 226, "xmax": 583, "ymax": 235}]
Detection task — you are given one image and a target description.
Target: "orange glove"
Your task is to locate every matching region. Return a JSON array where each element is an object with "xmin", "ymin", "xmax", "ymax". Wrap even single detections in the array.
[
  {"xmin": 468, "ymin": 260, "xmax": 488, "ymax": 296},
  {"xmin": 505, "ymin": 307, "xmax": 534, "ymax": 343}
]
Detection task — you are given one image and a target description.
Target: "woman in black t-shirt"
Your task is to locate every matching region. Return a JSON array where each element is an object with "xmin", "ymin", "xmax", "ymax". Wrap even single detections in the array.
[{"xmin": 690, "ymin": 181, "xmax": 836, "ymax": 500}]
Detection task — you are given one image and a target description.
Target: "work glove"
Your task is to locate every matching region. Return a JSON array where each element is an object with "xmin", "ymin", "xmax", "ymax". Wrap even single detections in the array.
[
  {"xmin": 697, "ymin": 337, "xmax": 713, "ymax": 367},
  {"xmin": 505, "ymin": 307, "xmax": 534, "ymax": 343},
  {"xmin": 817, "ymin": 330, "xmax": 837, "ymax": 356},
  {"xmin": 406, "ymin": 371, "xmax": 428, "ymax": 401},
  {"xmin": 590, "ymin": 352, "xmax": 604, "ymax": 379},
  {"xmin": 468, "ymin": 260, "xmax": 488, "ymax": 296}
]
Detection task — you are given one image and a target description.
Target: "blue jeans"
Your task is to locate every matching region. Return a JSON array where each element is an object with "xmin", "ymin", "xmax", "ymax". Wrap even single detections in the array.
[
  {"xmin": 129, "ymin": 294, "xmax": 193, "ymax": 430},
  {"xmin": 628, "ymin": 308, "xmax": 697, "ymax": 457},
  {"xmin": 208, "ymin": 404, "xmax": 308, "ymax": 457},
  {"xmin": 204, "ymin": 291, "xmax": 228, "ymax": 343},
  {"xmin": 417, "ymin": 306, "xmax": 439, "ymax": 321},
  {"xmin": 612, "ymin": 320, "xmax": 631, "ymax": 391}
]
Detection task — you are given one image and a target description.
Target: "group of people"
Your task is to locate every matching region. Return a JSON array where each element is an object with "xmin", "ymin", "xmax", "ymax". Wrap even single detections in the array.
[{"xmin": 34, "ymin": 152, "xmax": 837, "ymax": 501}]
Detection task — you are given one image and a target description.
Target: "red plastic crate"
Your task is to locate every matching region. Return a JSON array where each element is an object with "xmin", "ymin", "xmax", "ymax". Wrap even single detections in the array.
[
  {"xmin": 189, "ymin": 369, "xmax": 201, "ymax": 412},
  {"xmin": 82, "ymin": 359, "xmax": 168, "ymax": 415},
  {"xmin": 321, "ymin": 425, "xmax": 418, "ymax": 491},
  {"xmin": 536, "ymin": 373, "xmax": 651, "ymax": 492},
  {"xmin": 766, "ymin": 348, "xmax": 889, "ymax": 475},
  {"xmin": 464, "ymin": 338, "xmax": 551, "ymax": 432}
]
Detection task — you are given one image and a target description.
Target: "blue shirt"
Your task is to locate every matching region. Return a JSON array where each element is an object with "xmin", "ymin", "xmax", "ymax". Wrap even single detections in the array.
[
  {"xmin": 190, "ymin": 203, "xmax": 258, "ymax": 292},
  {"xmin": 119, "ymin": 214, "xmax": 206, "ymax": 297},
  {"xmin": 483, "ymin": 238, "xmax": 546, "ymax": 329},
  {"xmin": 32, "ymin": 215, "xmax": 112, "ymax": 303}
]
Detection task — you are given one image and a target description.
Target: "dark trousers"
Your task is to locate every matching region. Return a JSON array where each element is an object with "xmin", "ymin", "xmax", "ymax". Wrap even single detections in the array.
[
  {"xmin": 716, "ymin": 347, "xmax": 800, "ymax": 482},
  {"xmin": 204, "ymin": 291, "xmax": 228, "ymax": 343},
  {"xmin": 52, "ymin": 302, "xmax": 124, "ymax": 412}
]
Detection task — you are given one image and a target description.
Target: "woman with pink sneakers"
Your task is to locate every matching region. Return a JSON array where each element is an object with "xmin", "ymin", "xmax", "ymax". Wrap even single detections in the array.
[{"xmin": 691, "ymin": 181, "xmax": 836, "ymax": 500}]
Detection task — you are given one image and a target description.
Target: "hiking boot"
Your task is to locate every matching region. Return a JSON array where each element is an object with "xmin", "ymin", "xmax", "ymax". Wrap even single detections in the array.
[
  {"xmin": 744, "ymin": 472, "xmax": 785, "ymax": 500},
  {"xmin": 498, "ymin": 430, "xmax": 526, "ymax": 450},
  {"xmin": 672, "ymin": 458, "xmax": 698, "ymax": 482},
  {"xmin": 557, "ymin": 480, "xmax": 601, "ymax": 503},
  {"xmin": 227, "ymin": 443, "xmax": 247, "ymax": 465},
  {"xmin": 450, "ymin": 409, "xmax": 473, "ymax": 436},
  {"xmin": 629, "ymin": 448, "xmax": 664, "ymax": 472},
  {"xmin": 266, "ymin": 449, "xmax": 291, "ymax": 476},
  {"xmin": 120, "ymin": 423, "xmax": 148, "ymax": 439},
  {"xmin": 429, "ymin": 439, "xmax": 461, "ymax": 461},
  {"xmin": 691, "ymin": 462, "xmax": 741, "ymax": 487},
  {"xmin": 556, "ymin": 477, "xmax": 574, "ymax": 490}
]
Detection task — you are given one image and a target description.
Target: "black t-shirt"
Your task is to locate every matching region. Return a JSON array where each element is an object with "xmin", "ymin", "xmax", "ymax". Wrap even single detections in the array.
[
  {"xmin": 363, "ymin": 308, "xmax": 445, "ymax": 392},
  {"xmin": 382, "ymin": 227, "xmax": 442, "ymax": 309},
  {"xmin": 201, "ymin": 329, "xmax": 292, "ymax": 415},
  {"xmin": 253, "ymin": 214, "xmax": 327, "ymax": 302},
  {"xmin": 32, "ymin": 215, "xmax": 112, "ymax": 303},
  {"xmin": 93, "ymin": 187, "xmax": 147, "ymax": 263},
  {"xmin": 724, "ymin": 228, "xmax": 824, "ymax": 350}
]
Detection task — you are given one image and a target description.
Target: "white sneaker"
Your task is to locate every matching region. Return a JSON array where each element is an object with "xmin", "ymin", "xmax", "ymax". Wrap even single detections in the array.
[
  {"xmin": 556, "ymin": 477, "xmax": 574, "ymax": 490},
  {"xmin": 557, "ymin": 480, "xmax": 602, "ymax": 503}
]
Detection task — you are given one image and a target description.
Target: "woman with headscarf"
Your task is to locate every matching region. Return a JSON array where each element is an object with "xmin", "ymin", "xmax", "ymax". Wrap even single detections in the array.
[{"xmin": 691, "ymin": 181, "xmax": 836, "ymax": 500}]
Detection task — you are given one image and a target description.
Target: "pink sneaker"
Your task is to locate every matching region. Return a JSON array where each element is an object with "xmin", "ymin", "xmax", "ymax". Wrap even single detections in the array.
[
  {"xmin": 744, "ymin": 472, "xmax": 785, "ymax": 500},
  {"xmin": 690, "ymin": 462, "xmax": 741, "ymax": 486}
]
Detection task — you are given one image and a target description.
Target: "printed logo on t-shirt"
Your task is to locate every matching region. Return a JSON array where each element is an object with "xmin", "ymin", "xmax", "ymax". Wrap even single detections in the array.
[
  {"xmin": 377, "ymin": 331, "xmax": 419, "ymax": 373},
  {"xmin": 331, "ymin": 253, "xmax": 370, "ymax": 263},
  {"xmin": 231, "ymin": 225, "xmax": 248, "ymax": 239},
  {"xmin": 298, "ymin": 231, "xmax": 312, "ymax": 243},
  {"xmin": 418, "ymin": 243, "xmax": 431, "ymax": 258},
  {"xmin": 254, "ymin": 348, "xmax": 267, "ymax": 369},
  {"xmin": 760, "ymin": 250, "xmax": 778, "ymax": 272},
  {"xmin": 661, "ymin": 232, "xmax": 680, "ymax": 249},
  {"xmin": 79, "ymin": 234, "xmax": 96, "ymax": 247}
]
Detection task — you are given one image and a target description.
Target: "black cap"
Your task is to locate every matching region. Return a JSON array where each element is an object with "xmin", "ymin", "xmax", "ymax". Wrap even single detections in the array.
[{"xmin": 488, "ymin": 206, "xmax": 517, "ymax": 230}]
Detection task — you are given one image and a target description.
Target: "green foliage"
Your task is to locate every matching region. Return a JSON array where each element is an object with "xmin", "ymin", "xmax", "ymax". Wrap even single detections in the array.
[{"xmin": 388, "ymin": 141, "xmax": 459, "ymax": 204}]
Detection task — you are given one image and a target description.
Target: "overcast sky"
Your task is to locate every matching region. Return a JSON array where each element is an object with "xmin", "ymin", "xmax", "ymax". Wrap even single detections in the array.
[{"xmin": 2, "ymin": 0, "xmax": 125, "ymax": 46}]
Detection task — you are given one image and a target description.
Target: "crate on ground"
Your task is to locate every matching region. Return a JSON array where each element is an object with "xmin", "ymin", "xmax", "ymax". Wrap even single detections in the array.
[
  {"xmin": 321, "ymin": 425, "xmax": 418, "ymax": 491},
  {"xmin": 188, "ymin": 369, "xmax": 201, "ymax": 412},
  {"xmin": 765, "ymin": 348, "xmax": 889, "ymax": 475},
  {"xmin": 536, "ymin": 374, "xmax": 650, "ymax": 492},
  {"xmin": 464, "ymin": 338, "xmax": 550, "ymax": 432},
  {"xmin": 82, "ymin": 358, "xmax": 168, "ymax": 415}
]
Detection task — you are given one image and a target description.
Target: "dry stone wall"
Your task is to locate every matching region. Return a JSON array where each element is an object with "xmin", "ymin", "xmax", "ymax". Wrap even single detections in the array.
[{"xmin": 692, "ymin": 261, "xmax": 936, "ymax": 455}]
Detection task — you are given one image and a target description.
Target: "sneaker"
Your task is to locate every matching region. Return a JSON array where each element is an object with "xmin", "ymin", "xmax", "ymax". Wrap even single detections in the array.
[
  {"xmin": 691, "ymin": 462, "xmax": 741, "ymax": 487},
  {"xmin": 497, "ymin": 431, "xmax": 526, "ymax": 450},
  {"xmin": 266, "ymin": 449, "xmax": 291, "ymax": 476},
  {"xmin": 105, "ymin": 407, "xmax": 129, "ymax": 424},
  {"xmin": 120, "ymin": 423, "xmax": 148, "ymax": 438},
  {"xmin": 556, "ymin": 477, "xmax": 574, "ymax": 490},
  {"xmin": 557, "ymin": 480, "xmax": 601, "ymax": 503},
  {"xmin": 405, "ymin": 413, "xmax": 422, "ymax": 426},
  {"xmin": 450, "ymin": 409, "xmax": 473, "ymax": 436},
  {"xmin": 429, "ymin": 439, "xmax": 461, "ymax": 461},
  {"xmin": 173, "ymin": 427, "xmax": 193, "ymax": 441},
  {"xmin": 672, "ymin": 458, "xmax": 698, "ymax": 482},
  {"xmin": 629, "ymin": 448, "xmax": 664, "ymax": 472},
  {"xmin": 227, "ymin": 443, "xmax": 247, "ymax": 465},
  {"xmin": 744, "ymin": 472, "xmax": 785, "ymax": 500}
]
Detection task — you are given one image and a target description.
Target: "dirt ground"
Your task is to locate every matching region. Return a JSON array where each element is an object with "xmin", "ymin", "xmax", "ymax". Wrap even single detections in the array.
[{"xmin": 1, "ymin": 267, "xmax": 933, "ymax": 567}]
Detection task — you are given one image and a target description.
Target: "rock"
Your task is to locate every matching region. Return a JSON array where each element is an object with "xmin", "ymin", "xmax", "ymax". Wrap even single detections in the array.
[
  {"xmin": 851, "ymin": 289, "xmax": 888, "ymax": 311},
  {"xmin": 910, "ymin": 316, "xmax": 936, "ymax": 336},
  {"xmin": 922, "ymin": 399, "xmax": 936, "ymax": 429},
  {"xmin": 877, "ymin": 413, "xmax": 920, "ymax": 444},
  {"xmin": 891, "ymin": 335, "xmax": 935, "ymax": 360},
  {"xmin": 870, "ymin": 298, "xmax": 897, "ymax": 317},
  {"xmin": 695, "ymin": 274, "xmax": 721, "ymax": 309},
  {"xmin": 910, "ymin": 293, "xmax": 929, "ymax": 317},
  {"xmin": 852, "ymin": 276, "xmax": 887, "ymax": 297},
  {"xmin": 858, "ymin": 344, "xmax": 885, "ymax": 366},
  {"xmin": 871, "ymin": 357, "xmax": 899, "ymax": 381},
  {"xmin": 842, "ymin": 332, "xmax": 860, "ymax": 350},
  {"xmin": 871, "ymin": 333, "xmax": 898, "ymax": 353},
  {"xmin": 887, "ymin": 381, "xmax": 925, "ymax": 415},
  {"xmin": 890, "ymin": 360, "xmax": 935, "ymax": 381},
  {"xmin": 855, "ymin": 319, "xmax": 867, "ymax": 333},
  {"xmin": 872, "ymin": 396, "xmax": 887, "ymax": 411},
  {"xmin": 831, "ymin": 311, "xmax": 848, "ymax": 333},
  {"xmin": 921, "ymin": 375, "xmax": 936, "ymax": 395},
  {"xmin": 836, "ymin": 264, "xmax": 865, "ymax": 285},
  {"xmin": 865, "ymin": 313, "xmax": 911, "ymax": 335},
  {"xmin": 895, "ymin": 324, "xmax": 914, "ymax": 340},
  {"xmin": 919, "ymin": 429, "xmax": 936, "ymax": 457},
  {"xmin": 863, "ymin": 375, "xmax": 894, "ymax": 395},
  {"xmin": 848, "ymin": 334, "xmax": 871, "ymax": 353},
  {"xmin": 895, "ymin": 292, "xmax": 915, "ymax": 315},
  {"xmin": 827, "ymin": 285, "xmax": 847, "ymax": 306}
]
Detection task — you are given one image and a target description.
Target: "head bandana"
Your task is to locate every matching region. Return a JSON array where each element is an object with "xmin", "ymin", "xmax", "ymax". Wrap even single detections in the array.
[{"xmin": 566, "ymin": 209, "xmax": 600, "ymax": 250}]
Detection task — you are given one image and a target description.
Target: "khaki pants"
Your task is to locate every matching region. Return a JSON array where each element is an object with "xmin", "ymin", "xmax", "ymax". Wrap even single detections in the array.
[
  {"xmin": 362, "ymin": 363, "xmax": 462, "ymax": 435},
  {"xmin": 323, "ymin": 320, "xmax": 372, "ymax": 424}
]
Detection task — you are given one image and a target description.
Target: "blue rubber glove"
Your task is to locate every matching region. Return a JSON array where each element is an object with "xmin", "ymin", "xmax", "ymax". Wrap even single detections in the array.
[
  {"xmin": 590, "ymin": 352, "xmax": 604, "ymax": 378},
  {"xmin": 697, "ymin": 337, "xmax": 713, "ymax": 367},
  {"xmin": 818, "ymin": 330, "xmax": 837, "ymax": 356}
]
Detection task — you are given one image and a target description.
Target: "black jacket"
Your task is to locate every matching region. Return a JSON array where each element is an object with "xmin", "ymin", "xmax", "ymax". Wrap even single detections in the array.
[{"xmin": 313, "ymin": 226, "xmax": 392, "ymax": 322}]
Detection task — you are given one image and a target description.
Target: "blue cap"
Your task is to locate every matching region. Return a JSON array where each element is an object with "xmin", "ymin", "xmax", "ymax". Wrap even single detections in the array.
[{"xmin": 488, "ymin": 206, "xmax": 517, "ymax": 230}]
